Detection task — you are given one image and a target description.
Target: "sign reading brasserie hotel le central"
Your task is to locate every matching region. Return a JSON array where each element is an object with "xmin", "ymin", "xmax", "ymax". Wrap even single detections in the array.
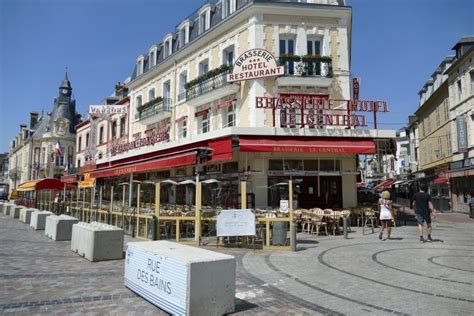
[{"xmin": 227, "ymin": 48, "xmax": 284, "ymax": 82}]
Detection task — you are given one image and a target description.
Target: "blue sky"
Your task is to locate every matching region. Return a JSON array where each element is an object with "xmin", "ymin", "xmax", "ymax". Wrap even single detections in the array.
[{"xmin": 0, "ymin": 0, "xmax": 472, "ymax": 153}]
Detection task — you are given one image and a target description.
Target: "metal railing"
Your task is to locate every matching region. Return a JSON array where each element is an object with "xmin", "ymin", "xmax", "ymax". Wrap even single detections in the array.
[
  {"xmin": 278, "ymin": 58, "xmax": 333, "ymax": 78},
  {"xmin": 186, "ymin": 69, "xmax": 230, "ymax": 100},
  {"xmin": 135, "ymin": 98, "xmax": 172, "ymax": 120}
]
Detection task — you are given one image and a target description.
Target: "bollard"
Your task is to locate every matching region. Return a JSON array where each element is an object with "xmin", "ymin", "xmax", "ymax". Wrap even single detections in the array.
[
  {"xmin": 343, "ymin": 216, "xmax": 348, "ymax": 239},
  {"xmin": 151, "ymin": 216, "xmax": 158, "ymax": 240},
  {"xmin": 362, "ymin": 209, "xmax": 365, "ymax": 235},
  {"xmin": 290, "ymin": 222, "xmax": 297, "ymax": 251},
  {"xmin": 403, "ymin": 205, "xmax": 407, "ymax": 226}
]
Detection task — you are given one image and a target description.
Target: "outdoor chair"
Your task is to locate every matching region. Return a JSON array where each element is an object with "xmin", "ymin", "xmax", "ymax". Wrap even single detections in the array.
[{"xmin": 310, "ymin": 214, "xmax": 328, "ymax": 236}]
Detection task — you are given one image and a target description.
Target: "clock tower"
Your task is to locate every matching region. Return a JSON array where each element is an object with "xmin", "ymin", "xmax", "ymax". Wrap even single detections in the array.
[{"xmin": 59, "ymin": 72, "xmax": 72, "ymax": 99}]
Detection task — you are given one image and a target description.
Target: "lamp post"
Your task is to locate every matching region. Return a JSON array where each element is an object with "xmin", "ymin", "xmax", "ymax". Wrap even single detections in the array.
[
  {"xmin": 194, "ymin": 149, "xmax": 211, "ymax": 244},
  {"xmin": 118, "ymin": 182, "xmax": 129, "ymax": 230}
]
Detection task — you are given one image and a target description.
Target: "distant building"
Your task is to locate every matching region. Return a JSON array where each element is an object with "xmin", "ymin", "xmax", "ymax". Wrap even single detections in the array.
[
  {"xmin": 445, "ymin": 36, "xmax": 474, "ymax": 213},
  {"xmin": 8, "ymin": 73, "xmax": 82, "ymax": 193},
  {"xmin": 0, "ymin": 153, "xmax": 9, "ymax": 199}
]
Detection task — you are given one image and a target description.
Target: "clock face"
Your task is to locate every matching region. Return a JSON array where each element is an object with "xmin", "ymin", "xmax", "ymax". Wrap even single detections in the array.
[{"xmin": 62, "ymin": 89, "xmax": 68, "ymax": 94}]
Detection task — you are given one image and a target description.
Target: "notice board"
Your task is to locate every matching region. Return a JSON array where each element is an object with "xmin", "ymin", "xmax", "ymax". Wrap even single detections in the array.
[{"xmin": 216, "ymin": 209, "xmax": 256, "ymax": 237}]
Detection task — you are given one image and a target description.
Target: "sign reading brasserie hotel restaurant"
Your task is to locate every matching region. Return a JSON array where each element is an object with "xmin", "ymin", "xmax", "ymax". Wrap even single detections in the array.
[
  {"xmin": 111, "ymin": 125, "xmax": 169, "ymax": 156},
  {"xmin": 227, "ymin": 48, "xmax": 284, "ymax": 82}
]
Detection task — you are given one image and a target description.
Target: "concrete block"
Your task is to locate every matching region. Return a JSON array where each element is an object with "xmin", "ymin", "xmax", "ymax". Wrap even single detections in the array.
[
  {"xmin": 19, "ymin": 208, "xmax": 37, "ymax": 224},
  {"xmin": 30, "ymin": 211, "xmax": 53, "ymax": 230},
  {"xmin": 0, "ymin": 202, "xmax": 5, "ymax": 214},
  {"xmin": 45, "ymin": 215, "xmax": 79, "ymax": 241},
  {"xmin": 4, "ymin": 204, "xmax": 15, "ymax": 216},
  {"xmin": 125, "ymin": 241, "xmax": 236, "ymax": 316},
  {"xmin": 71, "ymin": 221, "xmax": 123, "ymax": 262},
  {"xmin": 10, "ymin": 206, "xmax": 23, "ymax": 219}
]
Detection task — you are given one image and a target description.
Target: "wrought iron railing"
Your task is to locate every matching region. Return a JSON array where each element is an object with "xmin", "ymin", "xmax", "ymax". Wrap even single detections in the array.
[
  {"xmin": 278, "ymin": 57, "xmax": 333, "ymax": 78},
  {"xmin": 186, "ymin": 69, "xmax": 230, "ymax": 100},
  {"xmin": 135, "ymin": 98, "xmax": 172, "ymax": 120}
]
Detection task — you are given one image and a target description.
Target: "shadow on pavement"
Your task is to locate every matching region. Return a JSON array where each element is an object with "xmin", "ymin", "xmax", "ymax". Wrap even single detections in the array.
[{"xmin": 234, "ymin": 298, "xmax": 259, "ymax": 313}]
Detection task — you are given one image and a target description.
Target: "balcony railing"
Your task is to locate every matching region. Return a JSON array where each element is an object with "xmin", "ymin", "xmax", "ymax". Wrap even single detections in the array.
[
  {"xmin": 278, "ymin": 56, "xmax": 333, "ymax": 78},
  {"xmin": 135, "ymin": 98, "xmax": 172, "ymax": 120},
  {"xmin": 186, "ymin": 69, "xmax": 230, "ymax": 101}
]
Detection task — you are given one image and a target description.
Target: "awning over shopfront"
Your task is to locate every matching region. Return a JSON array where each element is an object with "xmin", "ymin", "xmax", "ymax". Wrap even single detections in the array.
[
  {"xmin": 374, "ymin": 179, "xmax": 393, "ymax": 190},
  {"xmin": 238, "ymin": 136, "xmax": 376, "ymax": 154},
  {"xmin": 432, "ymin": 177, "xmax": 449, "ymax": 185},
  {"xmin": 17, "ymin": 178, "xmax": 65, "ymax": 191},
  {"xmin": 447, "ymin": 168, "xmax": 474, "ymax": 178},
  {"xmin": 91, "ymin": 151, "xmax": 197, "ymax": 178}
]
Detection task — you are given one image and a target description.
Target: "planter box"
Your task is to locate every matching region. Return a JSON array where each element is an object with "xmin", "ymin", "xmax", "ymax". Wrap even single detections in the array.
[{"xmin": 125, "ymin": 241, "xmax": 235, "ymax": 316}]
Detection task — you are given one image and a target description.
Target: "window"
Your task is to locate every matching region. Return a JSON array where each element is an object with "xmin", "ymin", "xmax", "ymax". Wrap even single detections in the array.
[
  {"xmin": 85, "ymin": 133, "xmax": 89, "ymax": 148},
  {"xmin": 435, "ymin": 107, "xmax": 440, "ymax": 127},
  {"xmin": 447, "ymin": 134, "xmax": 452, "ymax": 154},
  {"xmin": 148, "ymin": 88, "xmax": 155, "ymax": 101},
  {"xmin": 111, "ymin": 121, "xmax": 117, "ymax": 139},
  {"xmin": 470, "ymin": 71, "xmax": 474, "ymax": 94},
  {"xmin": 78, "ymin": 136, "xmax": 82, "ymax": 151},
  {"xmin": 199, "ymin": 112, "xmax": 210, "ymax": 134},
  {"xmin": 307, "ymin": 39, "xmax": 321, "ymax": 55},
  {"xmin": 222, "ymin": 0, "xmax": 236, "ymax": 18},
  {"xmin": 77, "ymin": 159, "xmax": 81, "ymax": 169},
  {"xmin": 136, "ymin": 95, "xmax": 142, "ymax": 110},
  {"xmin": 136, "ymin": 56, "xmax": 144, "ymax": 76},
  {"xmin": 280, "ymin": 37, "xmax": 295, "ymax": 74},
  {"xmin": 120, "ymin": 117, "xmax": 126, "ymax": 137},
  {"xmin": 178, "ymin": 71, "xmax": 187, "ymax": 101},
  {"xmin": 437, "ymin": 137, "xmax": 442, "ymax": 158},
  {"xmin": 149, "ymin": 48, "xmax": 157, "ymax": 68},
  {"xmin": 99, "ymin": 126, "xmax": 104, "ymax": 144},
  {"xmin": 163, "ymin": 35, "xmax": 173, "ymax": 58},
  {"xmin": 426, "ymin": 116, "xmax": 431, "ymax": 134},
  {"xmin": 444, "ymin": 99, "xmax": 450, "ymax": 121},
  {"xmin": 179, "ymin": 119, "xmax": 187, "ymax": 139},
  {"xmin": 457, "ymin": 80, "xmax": 462, "ymax": 101},
  {"xmin": 199, "ymin": 59, "xmax": 209, "ymax": 75},
  {"xmin": 223, "ymin": 46, "xmax": 234, "ymax": 66},
  {"xmin": 225, "ymin": 102, "xmax": 236, "ymax": 127},
  {"xmin": 199, "ymin": 11, "xmax": 208, "ymax": 34}
]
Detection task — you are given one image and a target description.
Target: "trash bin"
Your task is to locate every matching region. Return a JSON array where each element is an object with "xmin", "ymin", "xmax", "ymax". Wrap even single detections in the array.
[{"xmin": 272, "ymin": 221, "xmax": 288, "ymax": 246}]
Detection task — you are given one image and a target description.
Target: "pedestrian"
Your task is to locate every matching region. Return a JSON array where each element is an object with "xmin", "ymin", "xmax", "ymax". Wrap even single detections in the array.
[
  {"xmin": 378, "ymin": 190, "xmax": 393, "ymax": 240},
  {"xmin": 411, "ymin": 183, "xmax": 436, "ymax": 242}
]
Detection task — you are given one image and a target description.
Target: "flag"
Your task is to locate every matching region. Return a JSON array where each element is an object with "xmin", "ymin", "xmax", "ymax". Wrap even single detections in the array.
[{"xmin": 54, "ymin": 141, "xmax": 63, "ymax": 157}]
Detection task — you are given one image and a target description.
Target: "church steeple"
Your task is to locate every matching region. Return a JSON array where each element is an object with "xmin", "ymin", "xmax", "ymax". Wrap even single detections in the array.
[{"xmin": 59, "ymin": 72, "xmax": 72, "ymax": 97}]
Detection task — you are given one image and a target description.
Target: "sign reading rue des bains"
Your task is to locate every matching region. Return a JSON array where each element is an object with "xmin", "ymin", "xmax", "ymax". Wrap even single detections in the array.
[{"xmin": 227, "ymin": 48, "xmax": 284, "ymax": 82}]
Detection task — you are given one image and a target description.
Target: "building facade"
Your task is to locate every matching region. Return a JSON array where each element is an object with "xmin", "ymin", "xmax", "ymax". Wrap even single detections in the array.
[
  {"xmin": 445, "ymin": 36, "xmax": 474, "ymax": 213},
  {"xmin": 8, "ymin": 74, "xmax": 81, "ymax": 193},
  {"xmin": 82, "ymin": 0, "xmax": 394, "ymax": 210}
]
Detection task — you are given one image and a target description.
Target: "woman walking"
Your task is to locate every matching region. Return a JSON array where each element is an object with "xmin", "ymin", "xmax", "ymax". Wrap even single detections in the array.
[{"xmin": 378, "ymin": 190, "xmax": 394, "ymax": 240}]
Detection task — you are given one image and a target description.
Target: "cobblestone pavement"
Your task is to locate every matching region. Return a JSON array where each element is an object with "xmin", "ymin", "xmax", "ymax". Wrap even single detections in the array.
[{"xmin": 1, "ymin": 212, "xmax": 473, "ymax": 315}]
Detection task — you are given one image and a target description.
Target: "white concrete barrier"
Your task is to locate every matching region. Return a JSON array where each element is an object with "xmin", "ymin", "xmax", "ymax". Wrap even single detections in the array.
[
  {"xmin": 71, "ymin": 222, "xmax": 123, "ymax": 262},
  {"xmin": 19, "ymin": 208, "xmax": 37, "ymax": 224},
  {"xmin": 45, "ymin": 215, "xmax": 79, "ymax": 241},
  {"xmin": 30, "ymin": 211, "xmax": 53, "ymax": 230},
  {"xmin": 10, "ymin": 206, "xmax": 23, "ymax": 219},
  {"xmin": 125, "ymin": 241, "xmax": 236, "ymax": 316},
  {"xmin": 4, "ymin": 204, "xmax": 15, "ymax": 216},
  {"xmin": 0, "ymin": 202, "xmax": 5, "ymax": 214}
]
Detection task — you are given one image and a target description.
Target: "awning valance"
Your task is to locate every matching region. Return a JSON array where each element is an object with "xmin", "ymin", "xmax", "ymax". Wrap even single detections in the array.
[
  {"xmin": 238, "ymin": 136, "xmax": 376, "ymax": 154},
  {"xmin": 91, "ymin": 151, "xmax": 197, "ymax": 178},
  {"xmin": 432, "ymin": 177, "xmax": 449, "ymax": 185},
  {"xmin": 374, "ymin": 179, "xmax": 394, "ymax": 190},
  {"xmin": 17, "ymin": 178, "xmax": 65, "ymax": 191}
]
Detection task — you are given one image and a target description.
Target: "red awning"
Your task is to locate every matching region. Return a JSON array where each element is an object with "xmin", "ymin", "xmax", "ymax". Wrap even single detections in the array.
[
  {"xmin": 432, "ymin": 177, "xmax": 449, "ymax": 185},
  {"xmin": 91, "ymin": 151, "xmax": 196, "ymax": 178},
  {"xmin": 374, "ymin": 179, "xmax": 394, "ymax": 190},
  {"xmin": 239, "ymin": 136, "xmax": 376, "ymax": 154}
]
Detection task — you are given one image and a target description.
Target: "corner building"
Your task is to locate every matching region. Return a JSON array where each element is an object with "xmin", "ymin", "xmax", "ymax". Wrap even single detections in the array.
[{"xmin": 90, "ymin": 0, "xmax": 394, "ymax": 209}]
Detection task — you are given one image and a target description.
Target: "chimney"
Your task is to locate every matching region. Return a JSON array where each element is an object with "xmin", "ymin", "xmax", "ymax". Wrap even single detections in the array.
[{"xmin": 30, "ymin": 112, "xmax": 39, "ymax": 129}]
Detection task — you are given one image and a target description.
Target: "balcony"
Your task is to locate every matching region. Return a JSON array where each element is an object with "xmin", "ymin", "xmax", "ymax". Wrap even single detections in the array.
[
  {"xmin": 185, "ymin": 68, "xmax": 239, "ymax": 106},
  {"xmin": 135, "ymin": 97, "xmax": 172, "ymax": 121},
  {"xmin": 276, "ymin": 55, "xmax": 333, "ymax": 88}
]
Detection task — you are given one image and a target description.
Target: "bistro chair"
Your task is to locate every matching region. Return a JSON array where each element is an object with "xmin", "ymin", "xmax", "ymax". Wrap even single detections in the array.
[{"xmin": 310, "ymin": 213, "xmax": 328, "ymax": 236}]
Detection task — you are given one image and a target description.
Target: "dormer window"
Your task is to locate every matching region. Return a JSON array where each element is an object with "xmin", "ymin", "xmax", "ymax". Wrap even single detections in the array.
[
  {"xmin": 198, "ymin": 4, "xmax": 211, "ymax": 34},
  {"xmin": 178, "ymin": 20, "xmax": 190, "ymax": 49},
  {"xmin": 163, "ymin": 34, "xmax": 173, "ymax": 58},
  {"xmin": 149, "ymin": 46, "xmax": 158, "ymax": 68},
  {"xmin": 136, "ymin": 55, "xmax": 145, "ymax": 76},
  {"xmin": 222, "ymin": 0, "xmax": 236, "ymax": 19}
]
